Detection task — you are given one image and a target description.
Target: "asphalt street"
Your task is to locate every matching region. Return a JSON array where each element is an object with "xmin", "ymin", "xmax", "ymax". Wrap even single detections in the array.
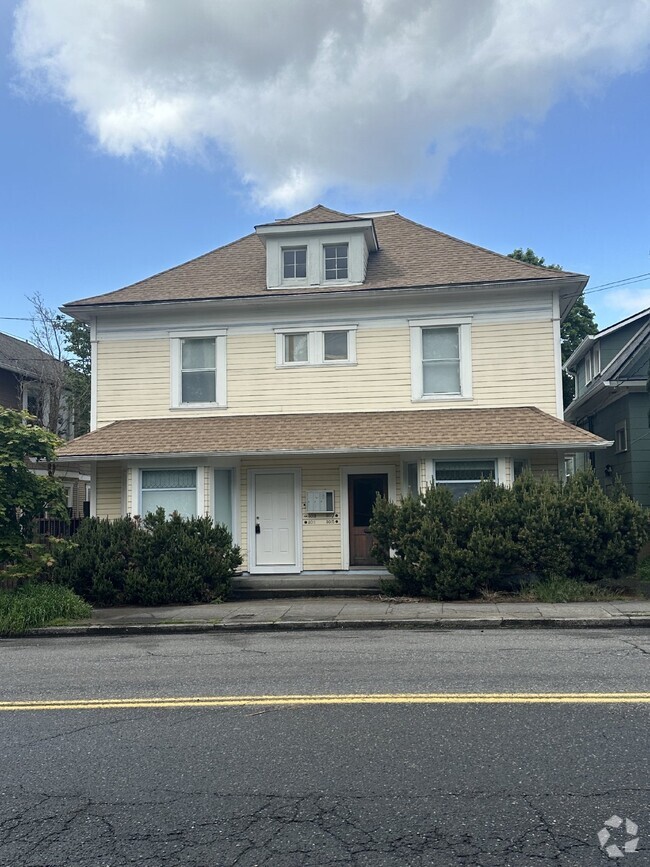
[{"xmin": 0, "ymin": 629, "xmax": 648, "ymax": 866}]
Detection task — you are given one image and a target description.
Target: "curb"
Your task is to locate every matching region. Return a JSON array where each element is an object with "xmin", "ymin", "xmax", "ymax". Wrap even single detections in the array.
[{"xmin": 10, "ymin": 615, "xmax": 650, "ymax": 638}]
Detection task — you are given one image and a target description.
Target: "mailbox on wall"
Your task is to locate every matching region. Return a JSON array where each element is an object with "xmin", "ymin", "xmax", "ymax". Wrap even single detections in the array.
[{"xmin": 306, "ymin": 490, "xmax": 335, "ymax": 514}]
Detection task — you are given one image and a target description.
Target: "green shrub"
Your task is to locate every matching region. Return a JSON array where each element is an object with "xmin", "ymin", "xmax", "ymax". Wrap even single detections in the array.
[
  {"xmin": 0, "ymin": 582, "xmax": 91, "ymax": 636},
  {"xmin": 637, "ymin": 556, "xmax": 650, "ymax": 582},
  {"xmin": 50, "ymin": 516, "xmax": 139, "ymax": 606},
  {"xmin": 51, "ymin": 510, "xmax": 242, "ymax": 606},
  {"xmin": 129, "ymin": 510, "xmax": 242, "ymax": 605},
  {"xmin": 370, "ymin": 469, "xmax": 648, "ymax": 599}
]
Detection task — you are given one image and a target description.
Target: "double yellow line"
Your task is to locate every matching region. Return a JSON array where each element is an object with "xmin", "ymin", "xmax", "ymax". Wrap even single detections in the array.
[{"xmin": 0, "ymin": 692, "xmax": 649, "ymax": 712}]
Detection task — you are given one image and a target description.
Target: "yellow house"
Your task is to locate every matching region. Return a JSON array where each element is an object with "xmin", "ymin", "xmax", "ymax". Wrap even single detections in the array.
[{"xmin": 57, "ymin": 205, "xmax": 607, "ymax": 579}]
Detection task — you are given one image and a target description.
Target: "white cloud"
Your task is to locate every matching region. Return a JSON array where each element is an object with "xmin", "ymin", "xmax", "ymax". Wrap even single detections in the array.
[
  {"xmin": 12, "ymin": 0, "xmax": 650, "ymax": 208},
  {"xmin": 601, "ymin": 287, "xmax": 650, "ymax": 321}
]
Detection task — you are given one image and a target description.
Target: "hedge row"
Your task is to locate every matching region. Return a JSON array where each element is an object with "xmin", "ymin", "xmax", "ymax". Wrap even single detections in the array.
[
  {"xmin": 369, "ymin": 470, "xmax": 648, "ymax": 600},
  {"xmin": 50, "ymin": 509, "xmax": 242, "ymax": 606}
]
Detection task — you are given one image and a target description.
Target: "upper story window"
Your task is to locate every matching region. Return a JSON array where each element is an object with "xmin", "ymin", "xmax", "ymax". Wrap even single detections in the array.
[
  {"xmin": 324, "ymin": 244, "xmax": 348, "ymax": 280},
  {"xmin": 615, "ymin": 421, "xmax": 628, "ymax": 454},
  {"xmin": 583, "ymin": 344, "xmax": 601, "ymax": 386},
  {"xmin": 170, "ymin": 332, "xmax": 227, "ymax": 408},
  {"xmin": 592, "ymin": 343, "xmax": 601, "ymax": 376},
  {"xmin": 284, "ymin": 333, "xmax": 309, "ymax": 364},
  {"xmin": 409, "ymin": 318, "xmax": 472, "ymax": 401},
  {"xmin": 276, "ymin": 326, "xmax": 357, "ymax": 367},
  {"xmin": 282, "ymin": 247, "xmax": 307, "ymax": 280}
]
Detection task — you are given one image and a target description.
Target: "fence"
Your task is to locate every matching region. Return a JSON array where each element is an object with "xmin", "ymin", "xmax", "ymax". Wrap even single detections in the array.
[{"xmin": 32, "ymin": 516, "xmax": 85, "ymax": 543}]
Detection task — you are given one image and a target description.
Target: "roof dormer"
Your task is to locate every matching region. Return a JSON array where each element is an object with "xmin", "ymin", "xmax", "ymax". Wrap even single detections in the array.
[{"xmin": 255, "ymin": 210, "xmax": 379, "ymax": 290}]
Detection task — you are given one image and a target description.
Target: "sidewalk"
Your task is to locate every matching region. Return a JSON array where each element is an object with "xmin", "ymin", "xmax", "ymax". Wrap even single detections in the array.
[{"xmin": 30, "ymin": 597, "xmax": 650, "ymax": 636}]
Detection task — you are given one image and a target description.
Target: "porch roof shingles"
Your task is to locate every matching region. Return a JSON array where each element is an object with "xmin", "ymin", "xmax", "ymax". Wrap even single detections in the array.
[
  {"xmin": 62, "ymin": 207, "xmax": 583, "ymax": 309},
  {"xmin": 57, "ymin": 407, "xmax": 607, "ymax": 460}
]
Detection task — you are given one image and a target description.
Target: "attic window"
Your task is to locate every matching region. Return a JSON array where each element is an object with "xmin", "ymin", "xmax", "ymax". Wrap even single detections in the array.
[
  {"xmin": 324, "ymin": 244, "xmax": 348, "ymax": 280},
  {"xmin": 283, "ymin": 247, "xmax": 307, "ymax": 280}
]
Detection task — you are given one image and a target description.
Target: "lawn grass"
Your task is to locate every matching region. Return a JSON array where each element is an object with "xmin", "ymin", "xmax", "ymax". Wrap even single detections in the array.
[
  {"xmin": 0, "ymin": 583, "xmax": 92, "ymax": 636},
  {"xmin": 518, "ymin": 577, "xmax": 623, "ymax": 603}
]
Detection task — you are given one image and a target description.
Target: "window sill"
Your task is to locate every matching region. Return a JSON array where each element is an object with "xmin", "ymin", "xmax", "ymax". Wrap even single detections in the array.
[
  {"xmin": 170, "ymin": 404, "xmax": 228, "ymax": 411},
  {"xmin": 276, "ymin": 361, "xmax": 357, "ymax": 369},
  {"xmin": 412, "ymin": 394, "xmax": 472, "ymax": 402}
]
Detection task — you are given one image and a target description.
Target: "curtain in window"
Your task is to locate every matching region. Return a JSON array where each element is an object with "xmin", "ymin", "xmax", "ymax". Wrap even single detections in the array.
[{"xmin": 140, "ymin": 469, "xmax": 197, "ymax": 518}]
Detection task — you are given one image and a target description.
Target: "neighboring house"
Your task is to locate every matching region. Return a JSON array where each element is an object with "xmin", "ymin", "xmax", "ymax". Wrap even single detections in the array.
[
  {"xmin": 0, "ymin": 331, "xmax": 90, "ymax": 518},
  {"xmin": 564, "ymin": 308, "xmax": 650, "ymax": 506},
  {"xmin": 57, "ymin": 205, "xmax": 607, "ymax": 575}
]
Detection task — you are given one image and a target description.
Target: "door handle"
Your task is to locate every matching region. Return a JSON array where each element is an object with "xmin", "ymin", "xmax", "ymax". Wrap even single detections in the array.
[{"xmin": 255, "ymin": 523, "xmax": 261, "ymax": 534}]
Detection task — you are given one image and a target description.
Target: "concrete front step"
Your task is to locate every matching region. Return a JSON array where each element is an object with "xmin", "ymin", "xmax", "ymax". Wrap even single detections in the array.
[{"xmin": 230, "ymin": 572, "xmax": 385, "ymax": 599}]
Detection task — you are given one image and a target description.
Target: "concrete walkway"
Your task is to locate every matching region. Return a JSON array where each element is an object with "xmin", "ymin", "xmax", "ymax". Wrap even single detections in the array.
[{"xmin": 30, "ymin": 597, "xmax": 650, "ymax": 636}]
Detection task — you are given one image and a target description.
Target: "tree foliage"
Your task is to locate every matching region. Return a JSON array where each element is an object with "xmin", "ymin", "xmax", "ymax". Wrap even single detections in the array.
[
  {"xmin": 508, "ymin": 248, "xmax": 598, "ymax": 406},
  {"xmin": 0, "ymin": 407, "xmax": 68, "ymax": 567}
]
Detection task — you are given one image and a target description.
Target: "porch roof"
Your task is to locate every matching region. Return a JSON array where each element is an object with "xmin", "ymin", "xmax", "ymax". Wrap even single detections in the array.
[{"xmin": 56, "ymin": 407, "xmax": 609, "ymax": 461}]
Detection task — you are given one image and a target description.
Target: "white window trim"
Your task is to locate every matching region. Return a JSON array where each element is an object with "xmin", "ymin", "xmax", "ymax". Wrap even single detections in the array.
[
  {"xmin": 134, "ymin": 464, "xmax": 205, "ymax": 518},
  {"xmin": 275, "ymin": 325, "xmax": 357, "ymax": 367},
  {"xmin": 431, "ymin": 458, "xmax": 498, "ymax": 489},
  {"xmin": 409, "ymin": 317, "xmax": 472, "ymax": 401},
  {"xmin": 592, "ymin": 343, "xmax": 601, "ymax": 376},
  {"xmin": 280, "ymin": 245, "xmax": 308, "ymax": 285},
  {"xmin": 322, "ymin": 242, "xmax": 349, "ymax": 283},
  {"xmin": 615, "ymin": 421, "xmax": 628, "ymax": 454},
  {"xmin": 62, "ymin": 484, "xmax": 74, "ymax": 509},
  {"xmin": 169, "ymin": 331, "xmax": 227, "ymax": 409}
]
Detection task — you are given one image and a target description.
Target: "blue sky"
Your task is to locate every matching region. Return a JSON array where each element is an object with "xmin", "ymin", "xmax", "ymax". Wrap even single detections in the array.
[{"xmin": 1, "ymin": 1, "xmax": 649, "ymax": 346}]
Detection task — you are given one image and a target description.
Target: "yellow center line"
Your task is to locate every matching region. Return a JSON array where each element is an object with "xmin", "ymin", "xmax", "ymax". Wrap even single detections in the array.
[{"xmin": 0, "ymin": 693, "xmax": 648, "ymax": 711}]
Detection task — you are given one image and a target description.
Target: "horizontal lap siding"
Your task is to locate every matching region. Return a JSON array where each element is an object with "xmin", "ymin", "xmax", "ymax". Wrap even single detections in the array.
[
  {"xmin": 96, "ymin": 340, "xmax": 170, "ymax": 426},
  {"xmin": 95, "ymin": 463, "xmax": 123, "ymax": 519},
  {"xmin": 471, "ymin": 322, "xmax": 557, "ymax": 413},
  {"xmin": 530, "ymin": 452, "xmax": 560, "ymax": 479},
  {"xmin": 228, "ymin": 330, "xmax": 411, "ymax": 414},
  {"xmin": 95, "ymin": 320, "xmax": 559, "ymax": 423}
]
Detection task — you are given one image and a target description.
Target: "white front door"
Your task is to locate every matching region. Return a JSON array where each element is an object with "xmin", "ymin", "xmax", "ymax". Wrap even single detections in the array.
[{"xmin": 254, "ymin": 472, "xmax": 297, "ymax": 568}]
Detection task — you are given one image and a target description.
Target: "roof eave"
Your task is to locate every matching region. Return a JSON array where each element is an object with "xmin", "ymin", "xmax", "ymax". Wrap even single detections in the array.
[
  {"xmin": 61, "ymin": 273, "xmax": 583, "ymax": 316},
  {"xmin": 56, "ymin": 440, "xmax": 610, "ymax": 462}
]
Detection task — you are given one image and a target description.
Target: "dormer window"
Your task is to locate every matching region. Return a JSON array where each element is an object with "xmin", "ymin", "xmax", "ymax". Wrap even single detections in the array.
[
  {"xmin": 255, "ymin": 217, "xmax": 378, "ymax": 289},
  {"xmin": 283, "ymin": 247, "xmax": 307, "ymax": 280},
  {"xmin": 324, "ymin": 244, "xmax": 348, "ymax": 280}
]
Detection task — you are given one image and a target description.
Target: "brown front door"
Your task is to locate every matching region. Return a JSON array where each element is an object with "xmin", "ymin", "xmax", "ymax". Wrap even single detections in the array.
[{"xmin": 348, "ymin": 474, "xmax": 388, "ymax": 567}]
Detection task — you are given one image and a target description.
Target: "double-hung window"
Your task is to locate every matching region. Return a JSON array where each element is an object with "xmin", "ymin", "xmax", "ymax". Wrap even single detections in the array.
[
  {"xmin": 140, "ymin": 469, "xmax": 198, "ymax": 518},
  {"xmin": 282, "ymin": 247, "xmax": 307, "ymax": 280},
  {"xmin": 276, "ymin": 326, "xmax": 357, "ymax": 366},
  {"xmin": 171, "ymin": 332, "xmax": 227, "ymax": 408},
  {"xmin": 324, "ymin": 244, "xmax": 348, "ymax": 280},
  {"xmin": 410, "ymin": 318, "xmax": 472, "ymax": 400}
]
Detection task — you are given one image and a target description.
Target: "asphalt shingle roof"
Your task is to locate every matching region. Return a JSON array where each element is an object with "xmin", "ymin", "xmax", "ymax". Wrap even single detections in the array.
[
  {"xmin": 0, "ymin": 332, "xmax": 64, "ymax": 381},
  {"xmin": 57, "ymin": 407, "xmax": 607, "ymax": 459},
  {"xmin": 63, "ymin": 206, "xmax": 584, "ymax": 308}
]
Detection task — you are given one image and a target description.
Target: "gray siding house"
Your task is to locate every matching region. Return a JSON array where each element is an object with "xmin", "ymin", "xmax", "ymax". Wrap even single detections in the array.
[
  {"xmin": 0, "ymin": 331, "xmax": 90, "ymax": 517},
  {"xmin": 564, "ymin": 309, "xmax": 650, "ymax": 506}
]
